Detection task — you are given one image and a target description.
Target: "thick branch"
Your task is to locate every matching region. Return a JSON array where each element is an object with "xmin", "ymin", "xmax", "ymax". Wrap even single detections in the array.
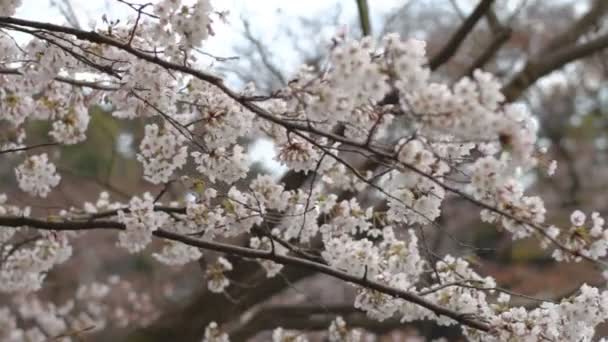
[
  {"xmin": 0, "ymin": 16, "xmax": 223, "ymax": 84},
  {"xmin": 502, "ymin": 0, "xmax": 608, "ymax": 101},
  {"xmin": 461, "ymin": 8, "xmax": 512, "ymax": 78},
  {"xmin": 379, "ymin": 0, "xmax": 495, "ymax": 105},
  {"xmin": 429, "ymin": 0, "xmax": 495, "ymax": 70},
  {"xmin": 541, "ymin": 0, "xmax": 608, "ymax": 54},
  {"xmin": 503, "ymin": 33, "xmax": 608, "ymax": 101}
]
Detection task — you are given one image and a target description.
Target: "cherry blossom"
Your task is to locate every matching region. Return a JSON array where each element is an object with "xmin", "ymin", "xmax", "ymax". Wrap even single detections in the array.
[
  {"xmin": 203, "ymin": 321, "xmax": 230, "ymax": 342},
  {"xmin": 206, "ymin": 257, "xmax": 233, "ymax": 293},
  {"xmin": 15, "ymin": 153, "xmax": 61, "ymax": 198},
  {"xmin": 137, "ymin": 123, "xmax": 188, "ymax": 184},
  {"xmin": 117, "ymin": 193, "xmax": 169, "ymax": 253}
]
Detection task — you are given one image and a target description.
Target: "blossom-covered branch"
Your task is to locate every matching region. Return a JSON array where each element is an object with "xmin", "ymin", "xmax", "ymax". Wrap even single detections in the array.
[
  {"xmin": 2, "ymin": 1, "xmax": 608, "ymax": 341},
  {"xmin": 0, "ymin": 214, "xmax": 491, "ymax": 331}
]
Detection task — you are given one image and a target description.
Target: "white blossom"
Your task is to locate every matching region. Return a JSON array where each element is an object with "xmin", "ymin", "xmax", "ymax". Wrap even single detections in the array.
[
  {"xmin": 153, "ymin": 241, "xmax": 202, "ymax": 266},
  {"xmin": 547, "ymin": 159, "xmax": 557, "ymax": 176},
  {"xmin": 48, "ymin": 102, "xmax": 90, "ymax": 144},
  {"xmin": 276, "ymin": 137, "xmax": 320, "ymax": 173},
  {"xmin": 202, "ymin": 321, "xmax": 230, "ymax": 342},
  {"xmin": 272, "ymin": 327, "xmax": 308, "ymax": 342},
  {"xmin": 192, "ymin": 145, "xmax": 249, "ymax": 184},
  {"xmin": 206, "ymin": 257, "xmax": 232, "ymax": 293},
  {"xmin": 117, "ymin": 193, "xmax": 169, "ymax": 253},
  {"xmin": 328, "ymin": 316, "xmax": 361, "ymax": 342},
  {"xmin": 571, "ymin": 210, "xmax": 586, "ymax": 227},
  {"xmin": 15, "ymin": 154, "xmax": 60, "ymax": 198},
  {"xmin": 137, "ymin": 123, "xmax": 188, "ymax": 184}
]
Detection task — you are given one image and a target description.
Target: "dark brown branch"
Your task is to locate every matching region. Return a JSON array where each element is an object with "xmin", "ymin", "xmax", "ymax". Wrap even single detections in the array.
[
  {"xmin": 541, "ymin": 0, "xmax": 608, "ymax": 54},
  {"xmin": 501, "ymin": 0, "xmax": 608, "ymax": 101},
  {"xmin": 0, "ymin": 142, "xmax": 58, "ymax": 155},
  {"xmin": 379, "ymin": 0, "xmax": 495, "ymax": 105},
  {"xmin": 462, "ymin": 27, "xmax": 511, "ymax": 78},
  {"xmin": 428, "ymin": 0, "xmax": 495, "ymax": 70},
  {"xmin": 484, "ymin": 9, "xmax": 501, "ymax": 34},
  {"xmin": 503, "ymin": 33, "xmax": 608, "ymax": 101},
  {"xmin": 0, "ymin": 16, "xmax": 223, "ymax": 84},
  {"xmin": 133, "ymin": 169, "xmax": 312, "ymax": 341}
]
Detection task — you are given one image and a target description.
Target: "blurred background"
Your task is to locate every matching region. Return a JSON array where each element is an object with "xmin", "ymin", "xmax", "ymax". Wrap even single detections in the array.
[{"xmin": 3, "ymin": 0, "xmax": 608, "ymax": 340}]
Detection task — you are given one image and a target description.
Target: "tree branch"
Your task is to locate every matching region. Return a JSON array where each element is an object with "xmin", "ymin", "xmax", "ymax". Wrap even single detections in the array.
[
  {"xmin": 503, "ymin": 33, "xmax": 608, "ymax": 101},
  {"xmin": 429, "ymin": 0, "xmax": 495, "ymax": 70},
  {"xmin": 541, "ymin": 0, "xmax": 608, "ymax": 54},
  {"xmin": 0, "ymin": 142, "xmax": 59, "ymax": 155},
  {"xmin": 462, "ymin": 27, "xmax": 511, "ymax": 78},
  {"xmin": 461, "ymin": 8, "xmax": 512, "ymax": 78}
]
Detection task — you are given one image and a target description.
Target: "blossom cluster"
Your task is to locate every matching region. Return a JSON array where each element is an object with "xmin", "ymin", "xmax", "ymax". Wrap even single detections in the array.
[
  {"xmin": 117, "ymin": 193, "xmax": 169, "ymax": 253},
  {"xmin": 206, "ymin": 257, "xmax": 233, "ymax": 293},
  {"xmin": 0, "ymin": 231, "xmax": 72, "ymax": 293},
  {"xmin": 479, "ymin": 285, "xmax": 608, "ymax": 342},
  {"xmin": 549, "ymin": 210, "xmax": 608, "ymax": 262},
  {"xmin": 152, "ymin": 0, "xmax": 213, "ymax": 51},
  {"xmin": 137, "ymin": 123, "xmax": 188, "ymax": 184},
  {"xmin": 14, "ymin": 153, "xmax": 61, "ymax": 198}
]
